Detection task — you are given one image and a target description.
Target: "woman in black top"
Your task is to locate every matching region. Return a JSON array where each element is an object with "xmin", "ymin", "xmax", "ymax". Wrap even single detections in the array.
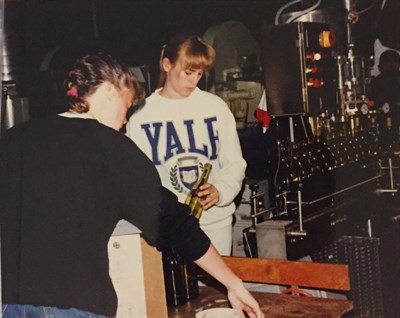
[{"xmin": 0, "ymin": 52, "xmax": 264, "ymax": 318}]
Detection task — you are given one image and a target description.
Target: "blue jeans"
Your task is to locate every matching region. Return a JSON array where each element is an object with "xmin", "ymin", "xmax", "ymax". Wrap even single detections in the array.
[{"xmin": 2, "ymin": 304, "xmax": 111, "ymax": 318}]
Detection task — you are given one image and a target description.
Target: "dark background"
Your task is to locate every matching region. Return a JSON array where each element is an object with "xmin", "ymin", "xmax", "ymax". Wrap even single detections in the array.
[{"xmin": 4, "ymin": 0, "xmax": 400, "ymax": 116}]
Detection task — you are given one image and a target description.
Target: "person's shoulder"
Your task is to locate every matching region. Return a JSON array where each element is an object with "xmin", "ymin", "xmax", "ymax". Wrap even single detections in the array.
[
  {"xmin": 144, "ymin": 89, "xmax": 164, "ymax": 105},
  {"xmin": 194, "ymin": 88, "xmax": 228, "ymax": 106},
  {"xmin": 94, "ymin": 121, "xmax": 130, "ymax": 143},
  {"xmin": 95, "ymin": 123, "xmax": 147, "ymax": 157},
  {"xmin": 0, "ymin": 121, "xmax": 27, "ymax": 143},
  {"xmin": 196, "ymin": 89, "xmax": 233, "ymax": 116},
  {"xmin": 1, "ymin": 116, "xmax": 57, "ymax": 139},
  {"xmin": 0, "ymin": 117, "xmax": 61, "ymax": 154},
  {"xmin": 146, "ymin": 90, "xmax": 160, "ymax": 101},
  {"xmin": 130, "ymin": 91, "xmax": 160, "ymax": 118},
  {"xmin": 195, "ymin": 88, "xmax": 220, "ymax": 99}
]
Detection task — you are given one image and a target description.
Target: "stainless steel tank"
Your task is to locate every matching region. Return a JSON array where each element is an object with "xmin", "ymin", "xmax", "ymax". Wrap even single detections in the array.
[{"xmin": 1, "ymin": 7, "xmax": 29, "ymax": 135}]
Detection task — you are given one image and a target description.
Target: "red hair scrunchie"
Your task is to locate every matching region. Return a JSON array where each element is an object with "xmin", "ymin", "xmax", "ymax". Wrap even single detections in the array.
[{"xmin": 66, "ymin": 87, "xmax": 78, "ymax": 97}]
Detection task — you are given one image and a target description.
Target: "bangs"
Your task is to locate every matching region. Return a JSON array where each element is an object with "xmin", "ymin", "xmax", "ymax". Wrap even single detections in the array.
[{"xmin": 179, "ymin": 42, "xmax": 215, "ymax": 71}]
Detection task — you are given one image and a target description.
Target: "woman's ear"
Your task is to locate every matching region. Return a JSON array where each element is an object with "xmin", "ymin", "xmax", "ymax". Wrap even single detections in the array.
[{"xmin": 161, "ymin": 57, "xmax": 172, "ymax": 72}]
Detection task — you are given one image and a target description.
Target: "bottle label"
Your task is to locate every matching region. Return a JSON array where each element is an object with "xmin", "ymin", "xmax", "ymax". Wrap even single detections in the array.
[{"xmin": 184, "ymin": 163, "xmax": 212, "ymax": 219}]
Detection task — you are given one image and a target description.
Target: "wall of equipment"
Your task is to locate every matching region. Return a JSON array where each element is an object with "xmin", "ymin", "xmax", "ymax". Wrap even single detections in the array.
[
  {"xmin": 225, "ymin": 6, "xmax": 400, "ymax": 317},
  {"xmin": 227, "ymin": 3, "xmax": 400, "ymax": 317}
]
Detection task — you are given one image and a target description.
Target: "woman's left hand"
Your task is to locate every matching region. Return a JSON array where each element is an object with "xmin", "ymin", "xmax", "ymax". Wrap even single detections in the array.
[{"xmin": 197, "ymin": 183, "xmax": 220, "ymax": 210}]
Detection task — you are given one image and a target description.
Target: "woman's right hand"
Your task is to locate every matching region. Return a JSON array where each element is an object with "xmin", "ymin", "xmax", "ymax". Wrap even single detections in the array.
[
  {"xmin": 226, "ymin": 281, "xmax": 265, "ymax": 318},
  {"xmin": 194, "ymin": 245, "xmax": 264, "ymax": 318}
]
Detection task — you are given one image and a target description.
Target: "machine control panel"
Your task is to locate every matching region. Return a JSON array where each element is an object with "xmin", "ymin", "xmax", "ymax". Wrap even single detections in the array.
[{"xmin": 261, "ymin": 22, "xmax": 338, "ymax": 116}]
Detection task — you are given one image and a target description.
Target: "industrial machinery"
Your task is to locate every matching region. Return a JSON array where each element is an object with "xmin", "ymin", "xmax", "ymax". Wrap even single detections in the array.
[
  {"xmin": 205, "ymin": 1, "xmax": 399, "ymax": 317},
  {"xmin": 203, "ymin": 20, "xmax": 264, "ymax": 129},
  {"xmin": 253, "ymin": 0, "xmax": 398, "ymax": 260}
]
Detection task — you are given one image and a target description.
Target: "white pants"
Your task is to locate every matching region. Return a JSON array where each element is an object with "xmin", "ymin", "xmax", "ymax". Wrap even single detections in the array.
[{"xmin": 203, "ymin": 223, "xmax": 232, "ymax": 256}]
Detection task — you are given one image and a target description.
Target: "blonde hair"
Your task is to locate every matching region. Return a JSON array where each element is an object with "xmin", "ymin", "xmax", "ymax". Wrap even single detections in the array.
[{"xmin": 157, "ymin": 34, "xmax": 216, "ymax": 88}]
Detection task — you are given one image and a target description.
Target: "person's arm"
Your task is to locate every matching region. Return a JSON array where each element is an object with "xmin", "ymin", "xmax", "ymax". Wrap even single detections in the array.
[{"xmin": 194, "ymin": 245, "xmax": 265, "ymax": 318}]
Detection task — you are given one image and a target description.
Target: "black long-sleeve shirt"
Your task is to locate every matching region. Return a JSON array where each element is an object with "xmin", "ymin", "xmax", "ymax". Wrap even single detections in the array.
[{"xmin": 0, "ymin": 116, "xmax": 210, "ymax": 316}]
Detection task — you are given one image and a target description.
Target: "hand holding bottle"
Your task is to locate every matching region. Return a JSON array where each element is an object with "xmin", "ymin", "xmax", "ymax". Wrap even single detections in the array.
[
  {"xmin": 185, "ymin": 163, "xmax": 213, "ymax": 219},
  {"xmin": 197, "ymin": 183, "xmax": 220, "ymax": 210}
]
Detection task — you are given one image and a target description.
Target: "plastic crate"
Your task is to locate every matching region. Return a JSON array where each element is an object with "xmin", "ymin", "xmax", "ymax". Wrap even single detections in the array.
[{"xmin": 312, "ymin": 236, "xmax": 384, "ymax": 318}]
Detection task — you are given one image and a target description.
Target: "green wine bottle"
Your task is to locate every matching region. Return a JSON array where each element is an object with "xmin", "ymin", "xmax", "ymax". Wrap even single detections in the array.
[
  {"xmin": 184, "ymin": 163, "xmax": 213, "ymax": 219},
  {"xmin": 161, "ymin": 248, "xmax": 187, "ymax": 306}
]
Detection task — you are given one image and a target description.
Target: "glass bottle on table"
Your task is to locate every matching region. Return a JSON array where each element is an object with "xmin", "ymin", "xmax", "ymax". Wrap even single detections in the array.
[{"xmin": 162, "ymin": 248, "xmax": 187, "ymax": 306}]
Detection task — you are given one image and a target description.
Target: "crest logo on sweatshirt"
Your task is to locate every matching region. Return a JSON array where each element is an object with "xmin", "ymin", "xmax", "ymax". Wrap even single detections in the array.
[{"xmin": 170, "ymin": 158, "xmax": 205, "ymax": 193}]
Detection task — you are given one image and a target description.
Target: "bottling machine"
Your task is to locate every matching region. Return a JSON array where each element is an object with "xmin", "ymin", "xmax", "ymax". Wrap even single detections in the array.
[{"xmin": 205, "ymin": 2, "xmax": 400, "ymax": 316}]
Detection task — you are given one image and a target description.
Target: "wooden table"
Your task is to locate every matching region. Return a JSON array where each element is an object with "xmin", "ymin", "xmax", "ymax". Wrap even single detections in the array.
[{"xmin": 168, "ymin": 286, "xmax": 353, "ymax": 318}]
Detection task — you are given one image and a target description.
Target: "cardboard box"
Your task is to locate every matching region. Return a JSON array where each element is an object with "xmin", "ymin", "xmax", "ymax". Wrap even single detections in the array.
[{"xmin": 108, "ymin": 221, "xmax": 167, "ymax": 318}]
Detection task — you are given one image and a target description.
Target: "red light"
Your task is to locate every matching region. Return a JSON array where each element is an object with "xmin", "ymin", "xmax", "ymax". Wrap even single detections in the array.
[
  {"xmin": 311, "ymin": 66, "xmax": 320, "ymax": 73},
  {"xmin": 307, "ymin": 78, "xmax": 322, "ymax": 88}
]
